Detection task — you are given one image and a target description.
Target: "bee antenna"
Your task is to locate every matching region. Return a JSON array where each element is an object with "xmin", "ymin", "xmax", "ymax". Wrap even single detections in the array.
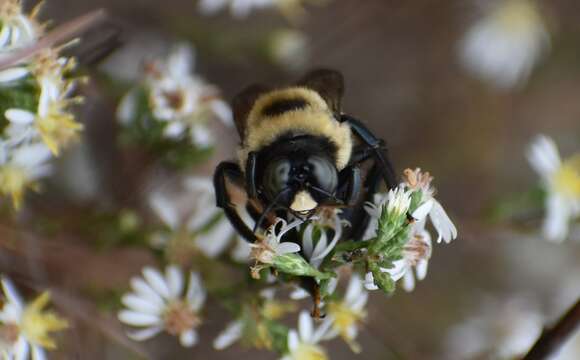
[{"xmin": 253, "ymin": 187, "xmax": 292, "ymax": 233}]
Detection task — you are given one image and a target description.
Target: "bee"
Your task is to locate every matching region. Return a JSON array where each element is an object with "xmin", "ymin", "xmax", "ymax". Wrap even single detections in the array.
[{"xmin": 214, "ymin": 69, "xmax": 397, "ymax": 243}]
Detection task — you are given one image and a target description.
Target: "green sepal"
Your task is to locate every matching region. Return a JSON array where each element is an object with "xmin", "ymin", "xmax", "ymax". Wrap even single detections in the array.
[
  {"xmin": 273, "ymin": 253, "xmax": 333, "ymax": 280},
  {"xmin": 368, "ymin": 262, "xmax": 395, "ymax": 294}
]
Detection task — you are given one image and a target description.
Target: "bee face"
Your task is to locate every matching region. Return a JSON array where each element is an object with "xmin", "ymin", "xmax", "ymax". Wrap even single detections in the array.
[{"xmin": 262, "ymin": 153, "xmax": 338, "ymax": 212}]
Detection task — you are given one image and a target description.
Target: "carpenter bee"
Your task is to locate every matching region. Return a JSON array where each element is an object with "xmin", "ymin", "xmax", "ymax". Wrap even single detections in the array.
[{"xmin": 214, "ymin": 69, "xmax": 397, "ymax": 243}]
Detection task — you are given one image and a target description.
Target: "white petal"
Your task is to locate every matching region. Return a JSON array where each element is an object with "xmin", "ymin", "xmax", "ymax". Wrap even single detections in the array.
[
  {"xmin": 117, "ymin": 91, "xmax": 138, "ymax": 124},
  {"xmin": 276, "ymin": 242, "xmax": 301, "ymax": 255},
  {"xmin": 121, "ymin": 294, "xmax": 163, "ymax": 315},
  {"xmin": 543, "ymin": 194, "xmax": 571, "ymax": 242},
  {"xmin": 527, "ymin": 135, "xmax": 561, "ymax": 178},
  {"xmin": 382, "ymin": 260, "xmax": 407, "ymax": 281},
  {"xmin": 165, "ymin": 265, "xmax": 184, "ymax": 298},
  {"xmin": 143, "ymin": 267, "xmax": 171, "ymax": 299},
  {"xmin": 179, "ymin": 329, "xmax": 198, "ymax": 347},
  {"xmin": 301, "ymin": 224, "xmax": 315, "ymax": 258},
  {"xmin": 363, "ymin": 272, "xmax": 378, "ymax": 291},
  {"xmin": 0, "ymin": 67, "xmax": 28, "ymax": 83},
  {"xmin": 190, "ymin": 125, "xmax": 213, "ymax": 148},
  {"xmin": 31, "ymin": 345, "xmax": 46, "ymax": 360},
  {"xmin": 130, "ymin": 277, "xmax": 164, "ymax": 306},
  {"xmin": 168, "ymin": 44, "xmax": 193, "ymax": 78},
  {"xmin": 195, "ymin": 218, "xmax": 234, "ymax": 258},
  {"xmin": 126, "ymin": 326, "xmax": 163, "ymax": 341},
  {"xmin": 287, "ymin": 329, "xmax": 300, "ymax": 351},
  {"xmin": 289, "ymin": 287, "xmax": 310, "ymax": 300},
  {"xmin": 416, "ymin": 259, "xmax": 429, "ymax": 280},
  {"xmin": 298, "ymin": 311, "xmax": 313, "ymax": 341},
  {"xmin": 344, "ymin": 274, "xmax": 363, "ymax": 304},
  {"xmin": 412, "ymin": 200, "xmax": 433, "ymax": 221},
  {"xmin": 163, "ymin": 121, "xmax": 186, "ymax": 139},
  {"xmin": 5, "ymin": 109, "xmax": 35, "ymax": 125},
  {"xmin": 118, "ymin": 310, "xmax": 161, "ymax": 326},
  {"xmin": 210, "ymin": 99, "xmax": 233, "ymax": 126},
  {"xmin": 213, "ymin": 320, "xmax": 244, "ymax": 350},
  {"xmin": 149, "ymin": 192, "xmax": 180, "ymax": 230},
  {"xmin": 14, "ymin": 337, "xmax": 29, "ymax": 360},
  {"xmin": 429, "ymin": 200, "xmax": 458, "ymax": 243},
  {"xmin": 186, "ymin": 272, "xmax": 206, "ymax": 311},
  {"xmin": 401, "ymin": 270, "xmax": 416, "ymax": 292},
  {"xmin": 13, "ymin": 143, "xmax": 52, "ymax": 168},
  {"xmin": 1, "ymin": 276, "xmax": 23, "ymax": 309},
  {"xmin": 0, "ymin": 26, "xmax": 10, "ymax": 47}
]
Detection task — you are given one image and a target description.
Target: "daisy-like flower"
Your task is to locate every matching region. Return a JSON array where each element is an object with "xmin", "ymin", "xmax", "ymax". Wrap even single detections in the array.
[
  {"xmin": 459, "ymin": 0, "xmax": 549, "ymax": 89},
  {"xmin": 0, "ymin": 142, "xmax": 52, "ymax": 209},
  {"xmin": 249, "ymin": 218, "xmax": 302, "ymax": 279},
  {"xmin": 268, "ymin": 29, "xmax": 309, "ymax": 72},
  {"xmin": 149, "ymin": 177, "xmax": 242, "ymax": 261},
  {"xmin": 198, "ymin": 0, "xmax": 319, "ymax": 20},
  {"xmin": 403, "ymin": 168, "xmax": 458, "ymax": 243},
  {"xmin": 281, "ymin": 311, "xmax": 333, "ymax": 360},
  {"xmin": 364, "ymin": 186, "xmax": 411, "ymax": 226},
  {"xmin": 0, "ymin": 276, "xmax": 69, "ymax": 360},
  {"xmin": 323, "ymin": 274, "xmax": 367, "ymax": 353},
  {"xmin": 118, "ymin": 265, "xmax": 206, "ymax": 347},
  {"xmin": 527, "ymin": 135, "xmax": 580, "ymax": 242},
  {"xmin": 0, "ymin": 0, "xmax": 43, "ymax": 51},
  {"xmin": 301, "ymin": 209, "xmax": 345, "ymax": 268},
  {"xmin": 118, "ymin": 44, "xmax": 232, "ymax": 149}
]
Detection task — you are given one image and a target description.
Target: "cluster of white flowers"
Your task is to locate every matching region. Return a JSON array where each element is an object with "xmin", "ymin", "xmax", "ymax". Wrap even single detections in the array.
[
  {"xmin": 364, "ymin": 168, "xmax": 458, "ymax": 292},
  {"xmin": 117, "ymin": 44, "xmax": 232, "ymax": 149},
  {"xmin": 0, "ymin": 0, "xmax": 83, "ymax": 209},
  {"xmin": 459, "ymin": 0, "xmax": 549, "ymax": 89},
  {"xmin": 0, "ymin": 275, "xmax": 68, "ymax": 359},
  {"xmin": 527, "ymin": 135, "xmax": 580, "ymax": 242}
]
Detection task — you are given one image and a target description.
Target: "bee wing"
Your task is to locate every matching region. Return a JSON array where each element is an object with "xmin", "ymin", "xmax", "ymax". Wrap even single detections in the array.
[
  {"xmin": 232, "ymin": 84, "xmax": 271, "ymax": 139},
  {"xmin": 297, "ymin": 69, "xmax": 344, "ymax": 115}
]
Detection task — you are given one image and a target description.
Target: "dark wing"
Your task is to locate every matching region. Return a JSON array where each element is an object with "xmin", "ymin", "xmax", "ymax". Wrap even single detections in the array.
[
  {"xmin": 231, "ymin": 84, "xmax": 271, "ymax": 139},
  {"xmin": 297, "ymin": 69, "xmax": 344, "ymax": 115}
]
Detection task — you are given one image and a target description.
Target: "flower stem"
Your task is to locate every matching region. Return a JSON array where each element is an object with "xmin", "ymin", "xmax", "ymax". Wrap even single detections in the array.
[{"xmin": 522, "ymin": 297, "xmax": 580, "ymax": 360}]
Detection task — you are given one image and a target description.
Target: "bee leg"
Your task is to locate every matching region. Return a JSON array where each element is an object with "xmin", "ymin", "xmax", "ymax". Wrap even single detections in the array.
[
  {"xmin": 338, "ymin": 165, "xmax": 361, "ymax": 206},
  {"xmin": 339, "ymin": 114, "xmax": 397, "ymax": 190},
  {"xmin": 214, "ymin": 161, "xmax": 258, "ymax": 243},
  {"xmin": 299, "ymin": 277, "xmax": 325, "ymax": 319}
]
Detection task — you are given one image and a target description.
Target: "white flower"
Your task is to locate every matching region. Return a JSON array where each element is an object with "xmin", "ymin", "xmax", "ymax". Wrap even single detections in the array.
[
  {"xmin": 281, "ymin": 311, "xmax": 332, "ymax": 360},
  {"xmin": 527, "ymin": 135, "xmax": 580, "ymax": 242},
  {"xmin": 404, "ymin": 168, "xmax": 458, "ymax": 243},
  {"xmin": 120, "ymin": 43, "xmax": 232, "ymax": 148},
  {"xmin": 301, "ymin": 210, "xmax": 345, "ymax": 268},
  {"xmin": 118, "ymin": 265, "xmax": 206, "ymax": 347},
  {"xmin": 323, "ymin": 274, "xmax": 367, "ymax": 352},
  {"xmin": 149, "ymin": 176, "xmax": 239, "ymax": 259},
  {"xmin": 445, "ymin": 296, "xmax": 543, "ymax": 359},
  {"xmin": 268, "ymin": 30, "xmax": 309, "ymax": 72},
  {"xmin": 0, "ymin": 142, "xmax": 52, "ymax": 208},
  {"xmin": 250, "ymin": 219, "xmax": 302, "ymax": 276},
  {"xmin": 459, "ymin": 0, "xmax": 549, "ymax": 89},
  {"xmin": 364, "ymin": 186, "xmax": 411, "ymax": 224},
  {"xmin": 0, "ymin": 275, "xmax": 69, "ymax": 360}
]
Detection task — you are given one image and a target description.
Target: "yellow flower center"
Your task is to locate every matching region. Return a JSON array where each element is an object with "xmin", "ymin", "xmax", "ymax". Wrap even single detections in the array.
[
  {"xmin": 36, "ymin": 109, "xmax": 83, "ymax": 156},
  {"xmin": 0, "ymin": 164, "xmax": 33, "ymax": 209},
  {"xmin": 291, "ymin": 343, "xmax": 328, "ymax": 360},
  {"xmin": 261, "ymin": 300, "xmax": 295, "ymax": 320},
  {"xmin": 554, "ymin": 155, "xmax": 580, "ymax": 198},
  {"xmin": 21, "ymin": 292, "xmax": 68, "ymax": 350},
  {"xmin": 493, "ymin": 0, "xmax": 543, "ymax": 34},
  {"xmin": 327, "ymin": 301, "xmax": 365, "ymax": 352},
  {"xmin": 163, "ymin": 301, "xmax": 200, "ymax": 336},
  {"xmin": 0, "ymin": 0, "xmax": 21, "ymax": 20}
]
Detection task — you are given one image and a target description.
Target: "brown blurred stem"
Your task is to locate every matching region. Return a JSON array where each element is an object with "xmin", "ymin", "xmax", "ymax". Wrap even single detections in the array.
[{"xmin": 522, "ymin": 297, "xmax": 580, "ymax": 360}]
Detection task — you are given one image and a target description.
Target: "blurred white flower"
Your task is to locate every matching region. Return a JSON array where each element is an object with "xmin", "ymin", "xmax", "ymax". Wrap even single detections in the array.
[
  {"xmin": 0, "ymin": 275, "xmax": 69, "ymax": 360},
  {"xmin": 323, "ymin": 274, "xmax": 367, "ymax": 352},
  {"xmin": 198, "ymin": 0, "xmax": 314, "ymax": 20},
  {"xmin": 118, "ymin": 43, "xmax": 232, "ymax": 149},
  {"xmin": 527, "ymin": 135, "xmax": 580, "ymax": 242},
  {"xmin": 459, "ymin": 0, "xmax": 549, "ymax": 89},
  {"xmin": 445, "ymin": 296, "xmax": 543, "ymax": 359},
  {"xmin": 281, "ymin": 311, "xmax": 332, "ymax": 360},
  {"xmin": 118, "ymin": 265, "xmax": 206, "ymax": 347},
  {"xmin": 268, "ymin": 29, "xmax": 309, "ymax": 72},
  {"xmin": 250, "ymin": 218, "xmax": 302, "ymax": 277},
  {"xmin": 0, "ymin": 142, "xmax": 52, "ymax": 208}
]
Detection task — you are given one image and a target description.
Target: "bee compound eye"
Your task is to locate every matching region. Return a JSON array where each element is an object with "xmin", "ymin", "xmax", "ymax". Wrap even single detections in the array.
[
  {"xmin": 263, "ymin": 158, "xmax": 291, "ymax": 200},
  {"xmin": 307, "ymin": 156, "xmax": 338, "ymax": 194}
]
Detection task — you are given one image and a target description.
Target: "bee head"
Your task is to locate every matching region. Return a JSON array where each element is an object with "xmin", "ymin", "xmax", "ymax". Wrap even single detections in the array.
[{"xmin": 262, "ymin": 151, "xmax": 339, "ymax": 213}]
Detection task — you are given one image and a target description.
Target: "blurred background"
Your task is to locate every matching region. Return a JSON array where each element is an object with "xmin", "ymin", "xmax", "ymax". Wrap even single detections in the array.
[{"xmin": 1, "ymin": 0, "xmax": 579, "ymax": 359}]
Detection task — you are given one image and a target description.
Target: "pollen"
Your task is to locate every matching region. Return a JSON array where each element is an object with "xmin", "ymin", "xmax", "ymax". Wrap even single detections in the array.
[
  {"xmin": 0, "ymin": 164, "xmax": 33, "ymax": 209},
  {"xmin": 327, "ymin": 302, "xmax": 365, "ymax": 344},
  {"xmin": 291, "ymin": 343, "xmax": 328, "ymax": 360},
  {"xmin": 554, "ymin": 155, "xmax": 580, "ymax": 198},
  {"xmin": 163, "ymin": 301, "xmax": 200, "ymax": 336},
  {"xmin": 21, "ymin": 292, "xmax": 68, "ymax": 350},
  {"xmin": 36, "ymin": 107, "xmax": 83, "ymax": 156}
]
